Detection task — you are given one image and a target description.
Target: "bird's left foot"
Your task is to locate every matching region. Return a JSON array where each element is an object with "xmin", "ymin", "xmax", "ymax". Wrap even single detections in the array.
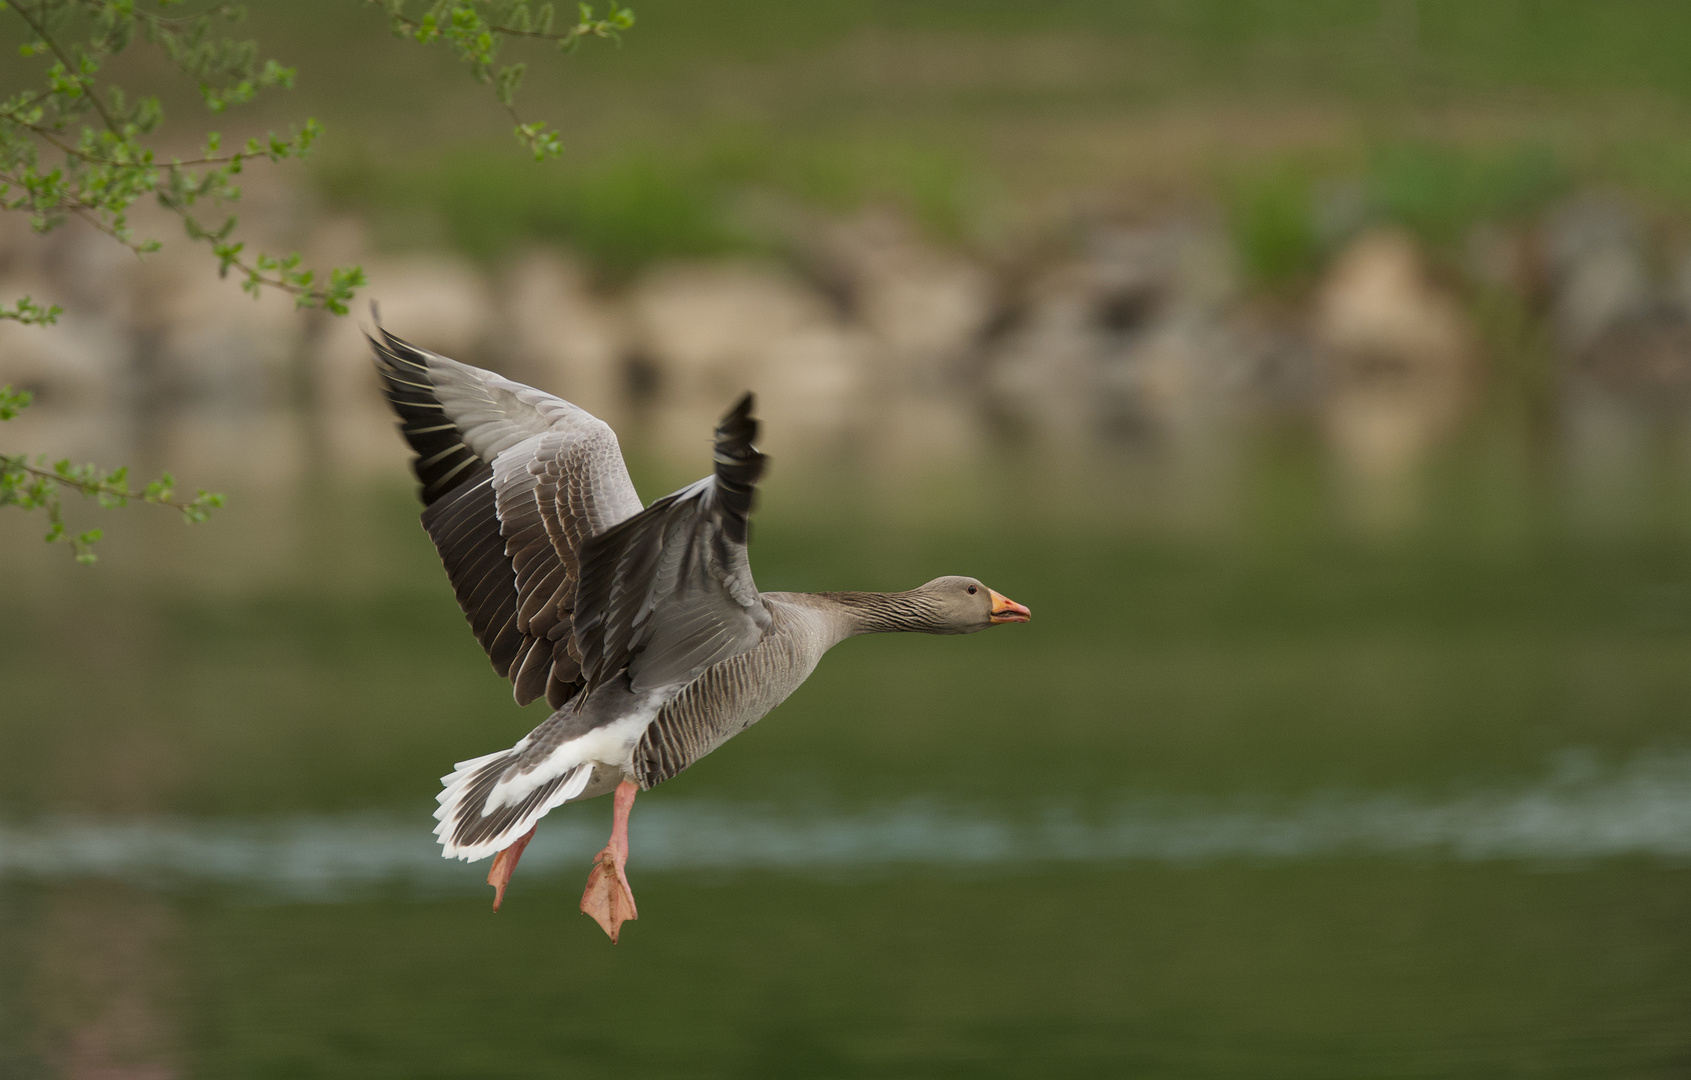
[{"xmin": 487, "ymin": 825, "xmax": 537, "ymax": 911}]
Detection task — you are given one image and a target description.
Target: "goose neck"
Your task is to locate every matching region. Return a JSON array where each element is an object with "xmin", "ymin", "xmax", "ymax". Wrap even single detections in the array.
[{"xmin": 816, "ymin": 590, "xmax": 939, "ymax": 636}]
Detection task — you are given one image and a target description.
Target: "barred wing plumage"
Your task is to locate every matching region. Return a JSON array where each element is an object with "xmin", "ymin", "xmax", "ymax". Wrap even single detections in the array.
[
  {"xmin": 370, "ymin": 327, "xmax": 644, "ymax": 709},
  {"xmin": 573, "ymin": 394, "xmax": 772, "ymax": 695}
]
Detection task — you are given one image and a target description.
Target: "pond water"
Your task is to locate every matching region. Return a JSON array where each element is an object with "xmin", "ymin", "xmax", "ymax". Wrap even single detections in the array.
[{"xmin": 3, "ymin": 424, "xmax": 1691, "ymax": 1077}]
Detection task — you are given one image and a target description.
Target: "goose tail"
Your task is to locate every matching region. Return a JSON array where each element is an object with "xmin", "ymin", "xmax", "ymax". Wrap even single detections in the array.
[{"xmin": 433, "ymin": 741, "xmax": 596, "ymax": 862}]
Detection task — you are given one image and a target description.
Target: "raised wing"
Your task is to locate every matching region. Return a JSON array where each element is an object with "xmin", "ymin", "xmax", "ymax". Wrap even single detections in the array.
[
  {"xmin": 573, "ymin": 394, "xmax": 771, "ymax": 695},
  {"xmin": 371, "ymin": 326, "xmax": 644, "ymax": 709}
]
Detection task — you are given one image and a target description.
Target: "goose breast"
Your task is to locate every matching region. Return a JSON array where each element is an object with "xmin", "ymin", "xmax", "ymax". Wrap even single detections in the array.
[{"xmin": 633, "ymin": 596, "xmax": 840, "ymax": 787}]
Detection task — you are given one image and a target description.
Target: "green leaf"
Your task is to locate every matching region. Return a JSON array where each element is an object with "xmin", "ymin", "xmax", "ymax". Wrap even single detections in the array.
[
  {"xmin": 0, "ymin": 385, "xmax": 33, "ymax": 421},
  {"xmin": 0, "ymin": 296, "xmax": 61, "ymax": 326}
]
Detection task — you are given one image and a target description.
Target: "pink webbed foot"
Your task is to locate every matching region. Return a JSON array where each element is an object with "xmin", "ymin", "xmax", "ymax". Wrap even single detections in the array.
[
  {"xmin": 580, "ymin": 779, "xmax": 640, "ymax": 942},
  {"xmin": 487, "ymin": 825, "xmax": 537, "ymax": 912},
  {"xmin": 580, "ymin": 844, "xmax": 638, "ymax": 942}
]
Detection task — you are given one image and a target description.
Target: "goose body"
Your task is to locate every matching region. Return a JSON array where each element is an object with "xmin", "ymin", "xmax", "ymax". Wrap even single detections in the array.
[{"xmin": 370, "ymin": 325, "xmax": 1029, "ymax": 938}]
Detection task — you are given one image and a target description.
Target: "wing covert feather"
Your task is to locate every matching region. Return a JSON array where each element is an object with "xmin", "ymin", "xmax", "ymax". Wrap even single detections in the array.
[
  {"xmin": 372, "ymin": 326, "xmax": 643, "ymax": 709},
  {"xmin": 573, "ymin": 394, "xmax": 771, "ymax": 695}
]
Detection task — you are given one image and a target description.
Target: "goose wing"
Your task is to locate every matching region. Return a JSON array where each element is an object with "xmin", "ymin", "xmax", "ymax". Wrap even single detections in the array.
[
  {"xmin": 572, "ymin": 394, "xmax": 771, "ymax": 695},
  {"xmin": 371, "ymin": 326, "xmax": 644, "ymax": 709}
]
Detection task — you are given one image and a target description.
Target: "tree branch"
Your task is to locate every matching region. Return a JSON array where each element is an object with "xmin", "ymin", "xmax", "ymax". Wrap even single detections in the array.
[
  {"xmin": 373, "ymin": 0, "xmax": 632, "ymax": 44},
  {"xmin": 9, "ymin": 0, "xmax": 124, "ymax": 136},
  {"xmin": 0, "ymin": 167, "xmax": 156, "ymax": 253},
  {"xmin": 0, "ymin": 453, "xmax": 217, "ymax": 516},
  {"xmin": 0, "ymin": 382, "xmax": 225, "ymax": 564}
]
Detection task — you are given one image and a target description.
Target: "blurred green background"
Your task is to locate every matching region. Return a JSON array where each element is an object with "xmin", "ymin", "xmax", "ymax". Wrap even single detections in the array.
[
  {"xmin": 7, "ymin": 2, "xmax": 1691, "ymax": 1077},
  {"xmin": 266, "ymin": 0, "xmax": 1691, "ymax": 269}
]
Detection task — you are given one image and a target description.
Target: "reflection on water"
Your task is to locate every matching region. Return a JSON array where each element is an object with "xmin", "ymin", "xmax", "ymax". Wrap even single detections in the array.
[
  {"xmin": 30, "ymin": 888, "xmax": 182, "ymax": 1080},
  {"xmin": 5, "ymin": 749, "xmax": 1691, "ymax": 900}
]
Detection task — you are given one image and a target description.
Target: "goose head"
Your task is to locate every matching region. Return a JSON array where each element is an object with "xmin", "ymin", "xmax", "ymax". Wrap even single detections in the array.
[{"xmin": 913, "ymin": 575, "xmax": 1032, "ymax": 634}]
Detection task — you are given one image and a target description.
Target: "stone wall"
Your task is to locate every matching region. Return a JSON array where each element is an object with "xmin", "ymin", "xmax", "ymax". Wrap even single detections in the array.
[{"xmin": 5, "ymin": 191, "xmax": 1690, "ymax": 494}]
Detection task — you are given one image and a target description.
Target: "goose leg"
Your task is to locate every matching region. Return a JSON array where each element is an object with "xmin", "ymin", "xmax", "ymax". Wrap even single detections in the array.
[
  {"xmin": 580, "ymin": 779, "xmax": 639, "ymax": 942},
  {"xmin": 487, "ymin": 825, "xmax": 537, "ymax": 912}
]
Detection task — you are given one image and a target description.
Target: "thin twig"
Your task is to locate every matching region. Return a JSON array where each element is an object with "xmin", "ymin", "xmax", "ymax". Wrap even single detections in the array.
[
  {"xmin": 218, "ymin": 251, "xmax": 336, "ymax": 301},
  {"xmin": 9, "ymin": 0, "xmax": 123, "ymax": 135},
  {"xmin": 3, "ymin": 113, "xmax": 90, "ymax": 160},
  {"xmin": 119, "ymin": 1, "xmax": 243, "ymax": 32},
  {"xmin": 1, "ymin": 165, "xmax": 346, "ymax": 304},
  {"xmin": 373, "ymin": 1, "xmax": 614, "ymax": 43},
  {"xmin": 0, "ymin": 167, "xmax": 152, "ymax": 253},
  {"xmin": 2, "ymin": 106, "xmax": 303, "ymax": 173},
  {"xmin": 0, "ymin": 453, "xmax": 205, "ymax": 512}
]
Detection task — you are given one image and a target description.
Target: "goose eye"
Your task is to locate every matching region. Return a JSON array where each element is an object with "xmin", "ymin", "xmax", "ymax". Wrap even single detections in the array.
[{"xmin": 967, "ymin": 585, "xmax": 978, "ymax": 595}]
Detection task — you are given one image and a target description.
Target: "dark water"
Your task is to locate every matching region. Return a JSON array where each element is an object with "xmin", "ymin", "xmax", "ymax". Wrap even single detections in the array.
[{"xmin": 4, "ymin": 439, "xmax": 1691, "ymax": 1077}]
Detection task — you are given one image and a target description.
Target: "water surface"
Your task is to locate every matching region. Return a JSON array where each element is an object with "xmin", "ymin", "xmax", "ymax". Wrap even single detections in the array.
[{"xmin": 4, "ymin": 438, "xmax": 1691, "ymax": 1076}]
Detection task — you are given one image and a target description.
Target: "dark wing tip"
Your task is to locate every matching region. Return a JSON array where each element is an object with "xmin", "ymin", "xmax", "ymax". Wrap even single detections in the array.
[
  {"xmin": 721, "ymin": 391, "xmax": 754, "ymax": 426},
  {"xmin": 712, "ymin": 392, "xmax": 765, "ymax": 544},
  {"xmin": 369, "ymin": 326, "xmax": 481, "ymax": 506},
  {"xmin": 713, "ymin": 392, "xmax": 760, "ymax": 460}
]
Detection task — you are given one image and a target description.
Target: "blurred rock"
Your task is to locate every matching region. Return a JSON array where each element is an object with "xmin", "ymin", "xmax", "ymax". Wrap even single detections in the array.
[
  {"xmin": 497, "ymin": 249, "xmax": 628, "ymax": 424},
  {"xmin": 983, "ymin": 218, "xmax": 1242, "ymax": 448},
  {"xmin": 364, "ymin": 252, "xmax": 493, "ymax": 360},
  {"xmin": 2, "ymin": 203, "xmax": 321, "ymax": 418},
  {"xmin": 1577, "ymin": 310, "xmax": 1691, "ymax": 408},
  {"xmin": 0, "ymin": 275, "xmax": 126, "ymax": 409},
  {"xmin": 811, "ymin": 213, "xmax": 995, "ymax": 388},
  {"xmin": 1464, "ymin": 222, "xmax": 1541, "ymax": 297},
  {"xmin": 0, "ymin": 216, "xmax": 140, "ymax": 410},
  {"xmin": 313, "ymin": 250, "xmax": 493, "ymax": 416},
  {"xmin": 631, "ymin": 261, "xmax": 827, "ymax": 399},
  {"xmin": 1545, "ymin": 197, "xmax": 1651, "ymax": 356},
  {"xmin": 1541, "ymin": 200, "xmax": 1691, "ymax": 407},
  {"xmin": 1314, "ymin": 228, "xmax": 1473, "ymax": 482},
  {"xmin": 14, "ymin": 181, "xmax": 1691, "ymax": 502},
  {"xmin": 979, "ymin": 261, "xmax": 1098, "ymax": 447},
  {"xmin": 628, "ymin": 260, "xmax": 872, "ymax": 456},
  {"xmin": 128, "ymin": 242, "xmax": 303, "ymax": 410},
  {"xmin": 1561, "ymin": 383, "xmax": 1655, "ymax": 533}
]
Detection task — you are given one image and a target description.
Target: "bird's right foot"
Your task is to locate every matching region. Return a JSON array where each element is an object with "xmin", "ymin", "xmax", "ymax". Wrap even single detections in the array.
[
  {"xmin": 580, "ymin": 779, "xmax": 640, "ymax": 942},
  {"xmin": 580, "ymin": 844, "xmax": 638, "ymax": 942}
]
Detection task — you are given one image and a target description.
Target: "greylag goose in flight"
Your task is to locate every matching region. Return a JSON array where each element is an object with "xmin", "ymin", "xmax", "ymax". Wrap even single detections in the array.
[{"xmin": 370, "ymin": 324, "xmax": 1031, "ymax": 941}]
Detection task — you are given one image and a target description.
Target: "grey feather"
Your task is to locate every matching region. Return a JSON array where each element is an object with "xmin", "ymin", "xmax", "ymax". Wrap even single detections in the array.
[
  {"xmin": 390, "ymin": 333, "xmax": 1032, "ymax": 865},
  {"xmin": 632, "ymin": 596, "xmax": 833, "ymax": 786},
  {"xmin": 372, "ymin": 326, "xmax": 644, "ymax": 709},
  {"xmin": 573, "ymin": 396, "xmax": 771, "ymax": 695}
]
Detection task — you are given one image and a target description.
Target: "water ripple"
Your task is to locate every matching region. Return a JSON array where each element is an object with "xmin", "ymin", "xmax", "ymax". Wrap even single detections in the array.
[{"xmin": 2, "ymin": 750, "xmax": 1689, "ymax": 898}]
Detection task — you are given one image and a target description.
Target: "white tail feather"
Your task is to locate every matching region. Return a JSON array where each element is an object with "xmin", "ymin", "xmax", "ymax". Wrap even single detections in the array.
[
  {"xmin": 433, "ymin": 708, "xmax": 659, "ymax": 862},
  {"xmin": 434, "ymin": 756, "xmax": 594, "ymax": 862}
]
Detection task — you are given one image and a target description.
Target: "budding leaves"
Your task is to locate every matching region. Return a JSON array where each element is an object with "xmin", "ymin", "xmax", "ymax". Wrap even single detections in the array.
[
  {"xmin": 2, "ymin": 0, "xmax": 637, "ymax": 562},
  {"xmin": 0, "ymin": 296, "xmax": 61, "ymax": 326},
  {"xmin": 382, "ymin": 1, "xmax": 635, "ymax": 159},
  {"xmin": 2, "ymin": 2, "xmax": 363, "ymax": 313},
  {"xmin": 0, "ymin": 386, "xmax": 226, "ymax": 563}
]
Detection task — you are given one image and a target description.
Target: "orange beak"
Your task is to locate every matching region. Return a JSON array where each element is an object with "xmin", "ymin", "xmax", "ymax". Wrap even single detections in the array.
[{"xmin": 987, "ymin": 589, "xmax": 1031, "ymax": 624}]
